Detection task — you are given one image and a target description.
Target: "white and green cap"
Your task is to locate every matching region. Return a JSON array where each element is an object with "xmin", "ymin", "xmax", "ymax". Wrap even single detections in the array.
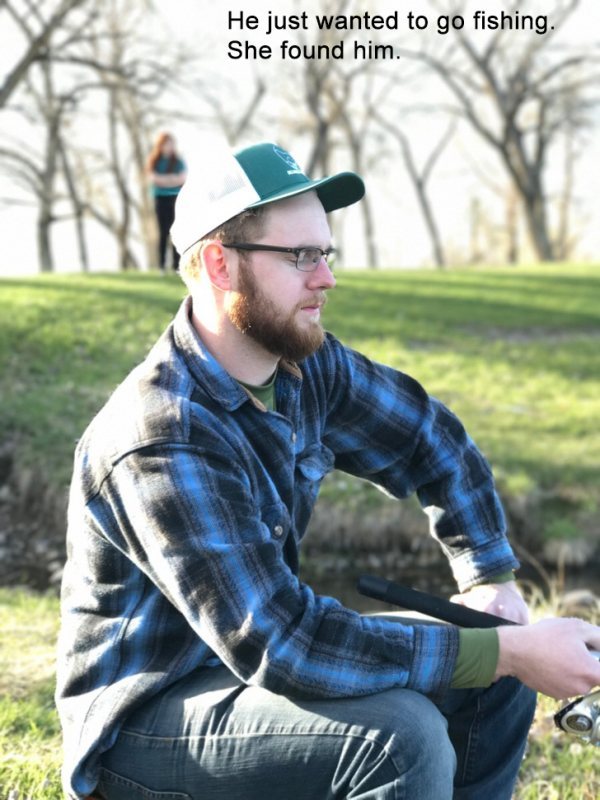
[{"xmin": 170, "ymin": 141, "xmax": 365, "ymax": 255}]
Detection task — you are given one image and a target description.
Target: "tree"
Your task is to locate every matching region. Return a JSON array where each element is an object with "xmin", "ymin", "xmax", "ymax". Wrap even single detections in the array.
[
  {"xmin": 281, "ymin": 0, "xmax": 384, "ymax": 267},
  {"xmin": 374, "ymin": 112, "xmax": 455, "ymax": 269},
  {"xmin": 0, "ymin": 0, "xmax": 88, "ymax": 108},
  {"xmin": 1, "ymin": 0, "xmax": 95, "ymax": 270},
  {"xmin": 1, "ymin": 0, "xmax": 189, "ymax": 271},
  {"xmin": 401, "ymin": 0, "xmax": 599, "ymax": 261},
  {"xmin": 194, "ymin": 73, "xmax": 267, "ymax": 147}
]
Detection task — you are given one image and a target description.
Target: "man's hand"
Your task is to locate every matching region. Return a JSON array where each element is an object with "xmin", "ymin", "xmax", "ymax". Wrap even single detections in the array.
[
  {"xmin": 451, "ymin": 580, "xmax": 530, "ymax": 624},
  {"xmin": 495, "ymin": 618, "xmax": 600, "ymax": 699}
]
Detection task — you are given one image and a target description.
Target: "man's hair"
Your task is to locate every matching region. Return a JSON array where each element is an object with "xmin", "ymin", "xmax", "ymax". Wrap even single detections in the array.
[{"xmin": 179, "ymin": 205, "xmax": 269, "ymax": 284}]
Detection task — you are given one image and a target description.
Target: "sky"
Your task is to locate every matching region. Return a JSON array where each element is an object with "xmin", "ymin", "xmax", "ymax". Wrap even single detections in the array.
[{"xmin": 1, "ymin": 0, "xmax": 599, "ymax": 274}]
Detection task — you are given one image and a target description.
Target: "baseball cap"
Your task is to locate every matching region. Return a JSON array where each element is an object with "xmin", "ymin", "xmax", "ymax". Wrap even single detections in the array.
[{"xmin": 170, "ymin": 141, "xmax": 365, "ymax": 255}]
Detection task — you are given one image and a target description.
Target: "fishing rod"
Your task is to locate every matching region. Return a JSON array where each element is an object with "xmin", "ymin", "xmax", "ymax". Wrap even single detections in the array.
[{"xmin": 357, "ymin": 574, "xmax": 600, "ymax": 746}]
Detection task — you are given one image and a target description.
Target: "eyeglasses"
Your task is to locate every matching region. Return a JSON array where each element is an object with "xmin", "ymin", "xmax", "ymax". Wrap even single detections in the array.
[{"xmin": 222, "ymin": 243, "xmax": 337, "ymax": 272}]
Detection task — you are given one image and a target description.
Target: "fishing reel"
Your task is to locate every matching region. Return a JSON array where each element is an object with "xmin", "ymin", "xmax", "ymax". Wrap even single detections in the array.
[{"xmin": 555, "ymin": 684, "xmax": 600, "ymax": 746}]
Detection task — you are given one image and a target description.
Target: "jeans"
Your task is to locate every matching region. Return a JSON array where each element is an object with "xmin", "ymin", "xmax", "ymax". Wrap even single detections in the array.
[{"xmin": 97, "ymin": 663, "xmax": 536, "ymax": 800}]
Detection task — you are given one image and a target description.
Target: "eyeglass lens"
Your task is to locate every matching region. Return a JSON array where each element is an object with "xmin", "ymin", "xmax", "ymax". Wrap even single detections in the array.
[{"xmin": 298, "ymin": 248, "xmax": 334, "ymax": 271}]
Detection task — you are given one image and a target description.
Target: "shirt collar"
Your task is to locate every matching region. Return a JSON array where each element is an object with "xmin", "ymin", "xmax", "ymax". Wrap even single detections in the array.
[{"xmin": 172, "ymin": 296, "xmax": 302, "ymax": 411}]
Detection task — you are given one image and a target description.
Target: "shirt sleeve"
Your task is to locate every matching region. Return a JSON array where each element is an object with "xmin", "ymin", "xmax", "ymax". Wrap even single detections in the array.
[
  {"xmin": 99, "ymin": 437, "xmax": 459, "ymax": 700},
  {"xmin": 317, "ymin": 336, "xmax": 519, "ymax": 590}
]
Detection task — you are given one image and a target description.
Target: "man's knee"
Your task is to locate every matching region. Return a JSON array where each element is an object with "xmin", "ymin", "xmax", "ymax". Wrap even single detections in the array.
[{"xmin": 352, "ymin": 688, "xmax": 456, "ymax": 796}]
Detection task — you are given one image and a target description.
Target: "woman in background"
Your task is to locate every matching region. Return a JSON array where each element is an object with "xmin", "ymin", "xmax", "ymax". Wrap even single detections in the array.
[{"xmin": 146, "ymin": 132, "xmax": 186, "ymax": 272}]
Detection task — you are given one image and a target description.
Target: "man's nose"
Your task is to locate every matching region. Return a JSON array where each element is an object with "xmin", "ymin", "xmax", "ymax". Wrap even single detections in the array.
[{"xmin": 308, "ymin": 256, "xmax": 336, "ymax": 290}]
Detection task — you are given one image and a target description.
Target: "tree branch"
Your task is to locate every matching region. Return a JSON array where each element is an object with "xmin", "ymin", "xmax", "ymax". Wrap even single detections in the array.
[{"xmin": 0, "ymin": 0, "xmax": 88, "ymax": 108}]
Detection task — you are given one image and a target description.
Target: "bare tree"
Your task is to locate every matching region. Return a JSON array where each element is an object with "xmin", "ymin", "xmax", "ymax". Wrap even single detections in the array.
[
  {"xmin": 462, "ymin": 153, "xmax": 523, "ymax": 264},
  {"xmin": 375, "ymin": 112, "xmax": 455, "ymax": 269},
  {"xmin": 400, "ymin": 0, "xmax": 599, "ymax": 261},
  {"xmin": 1, "ymin": 0, "xmax": 189, "ymax": 271},
  {"xmin": 0, "ymin": 58, "xmax": 72, "ymax": 272},
  {"xmin": 75, "ymin": 0, "xmax": 197, "ymax": 270},
  {"xmin": 281, "ymin": 0, "xmax": 388, "ymax": 267},
  {"xmin": 195, "ymin": 74, "xmax": 267, "ymax": 146},
  {"xmin": 0, "ymin": 0, "xmax": 89, "ymax": 108},
  {"xmin": 296, "ymin": 0, "xmax": 352, "ymax": 178},
  {"xmin": 58, "ymin": 125, "xmax": 89, "ymax": 271},
  {"xmin": 1, "ymin": 0, "xmax": 96, "ymax": 270}
]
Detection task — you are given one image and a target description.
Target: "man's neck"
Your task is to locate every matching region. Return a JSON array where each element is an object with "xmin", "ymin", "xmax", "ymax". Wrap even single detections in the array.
[{"xmin": 190, "ymin": 305, "xmax": 279, "ymax": 386}]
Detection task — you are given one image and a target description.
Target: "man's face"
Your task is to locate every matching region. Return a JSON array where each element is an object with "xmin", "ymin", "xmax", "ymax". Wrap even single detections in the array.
[{"xmin": 226, "ymin": 191, "xmax": 335, "ymax": 362}]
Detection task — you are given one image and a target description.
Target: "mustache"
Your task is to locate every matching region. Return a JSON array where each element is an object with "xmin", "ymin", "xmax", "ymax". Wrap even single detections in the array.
[{"xmin": 299, "ymin": 293, "xmax": 328, "ymax": 310}]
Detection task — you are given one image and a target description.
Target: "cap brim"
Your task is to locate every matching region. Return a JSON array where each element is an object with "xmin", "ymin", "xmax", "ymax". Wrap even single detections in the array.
[{"xmin": 246, "ymin": 171, "xmax": 365, "ymax": 214}]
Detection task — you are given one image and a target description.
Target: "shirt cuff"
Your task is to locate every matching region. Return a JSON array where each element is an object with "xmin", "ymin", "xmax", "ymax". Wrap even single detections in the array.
[{"xmin": 450, "ymin": 628, "xmax": 499, "ymax": 689}]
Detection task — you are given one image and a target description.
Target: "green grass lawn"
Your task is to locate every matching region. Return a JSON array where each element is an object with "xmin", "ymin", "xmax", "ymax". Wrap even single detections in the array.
[
  {"xmin": 1, "ymin": 267, "xmax": 599, "ymax": 796},
  {"xmin": 0, "ymin": 589, "xmax": 62, "ymax": 799},
  {"xmin": 1, "ymin": 587, "xmax": 598, "ymax": 799},
  {"xmin": 1, "ymin": 264, "xmax": 599, "ymax": 538}
]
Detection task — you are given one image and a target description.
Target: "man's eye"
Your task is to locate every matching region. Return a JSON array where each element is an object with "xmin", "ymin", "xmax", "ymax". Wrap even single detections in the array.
[{"xmin": 304, "ymin": 250, "xmax": 320, "ymax": 262}]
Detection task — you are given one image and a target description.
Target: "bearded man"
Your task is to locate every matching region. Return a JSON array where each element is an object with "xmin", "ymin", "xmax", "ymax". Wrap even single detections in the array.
[{"xmin": 56, "ymin": 142, "xmax": 600, "ymax": 800}]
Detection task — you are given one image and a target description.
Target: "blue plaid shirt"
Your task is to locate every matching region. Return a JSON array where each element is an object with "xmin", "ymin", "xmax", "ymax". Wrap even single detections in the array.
[{"xmin": 56, "ymin": 296, "xmax": 518, "ymax": 798}]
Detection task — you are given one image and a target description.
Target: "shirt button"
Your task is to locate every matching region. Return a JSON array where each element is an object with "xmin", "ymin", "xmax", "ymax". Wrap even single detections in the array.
[
  {"xmin": 273, "ymin": 525, "xmax": 284, "ymax": 538},
  {"xmin": 291, "ymin": 432, "xmax": 297, "ymax": 443}
]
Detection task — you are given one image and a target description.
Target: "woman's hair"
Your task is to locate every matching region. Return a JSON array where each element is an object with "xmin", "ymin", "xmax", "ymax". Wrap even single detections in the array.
[
  {"xmin": 179, "ymin": 206, "xmax": 269, "ymax": 285},
  {"xmin": 146, "ymin": 132, "xmax": 179, "ymax": 173}
]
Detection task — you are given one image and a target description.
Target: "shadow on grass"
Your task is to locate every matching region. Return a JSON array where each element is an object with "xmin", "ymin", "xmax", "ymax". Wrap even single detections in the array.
[
  {"xmin": 0, "ymin": 273, "xmax": 185, "ymax": 315},
  {"xmin": 326, "ymin": 282, "xmax": 600, "ymax": 344}
]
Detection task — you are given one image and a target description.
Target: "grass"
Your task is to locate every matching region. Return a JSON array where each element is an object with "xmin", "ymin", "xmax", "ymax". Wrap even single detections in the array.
[
  {"xmin": 0, "ymin": 589, "xmax": 62, "ymax": 799},
  {"xmin": 0, "ymin": 586, "xmax": 598, "ymax": 799},
  {"xmin": 323, "ymin": 264, "xmax": 600, "ymax": 506},
  {"xmin": 0, "ymin": 272, "xmax": 187, "ymax": 488},
  {"xmin": 1, "ymin": 266, "xmax": 598, "ymax": 796},
  {"xmin": 1, "ymin": 265, "xmax": 599, "ymax": 537}
]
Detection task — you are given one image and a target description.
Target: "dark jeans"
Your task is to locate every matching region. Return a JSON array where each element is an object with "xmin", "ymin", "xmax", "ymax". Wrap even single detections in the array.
[{"xmin": 154, "ymin": 194, "xmax": 179, "ymax": 271}]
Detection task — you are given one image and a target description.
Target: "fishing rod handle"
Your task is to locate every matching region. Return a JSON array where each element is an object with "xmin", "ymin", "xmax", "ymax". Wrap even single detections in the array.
[{"xmin": 357, "ymin": 574, "xmax": 519, "ymax": 629}]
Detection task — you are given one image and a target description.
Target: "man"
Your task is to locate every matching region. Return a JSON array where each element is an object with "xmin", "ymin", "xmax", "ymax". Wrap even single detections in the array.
[{"xmin": 56, "ymin": 142, "xmax": 600, "ymax": 800}]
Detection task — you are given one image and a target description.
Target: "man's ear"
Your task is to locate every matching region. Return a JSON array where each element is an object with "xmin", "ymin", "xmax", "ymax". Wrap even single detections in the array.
[{"xmin": 200, "ymin": 241, "xmax": 234, "ymax": 291}]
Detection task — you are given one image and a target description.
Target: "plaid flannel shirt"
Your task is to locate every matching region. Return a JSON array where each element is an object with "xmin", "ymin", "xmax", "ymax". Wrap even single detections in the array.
[{"xmin": 56, "ymin": 296, "xmax": 518, "ymax": 797}]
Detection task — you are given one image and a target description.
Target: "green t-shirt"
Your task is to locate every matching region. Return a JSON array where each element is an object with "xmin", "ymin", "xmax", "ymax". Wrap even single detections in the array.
[{"xmin": 238, "ymin": 372, "xmax": 277, "ymax": 410}]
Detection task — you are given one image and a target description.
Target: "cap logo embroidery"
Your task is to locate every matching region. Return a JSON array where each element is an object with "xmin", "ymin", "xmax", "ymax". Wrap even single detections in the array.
[{"xmin": 273, "ymin": 145, "xmax": 305, "ymax": 177}]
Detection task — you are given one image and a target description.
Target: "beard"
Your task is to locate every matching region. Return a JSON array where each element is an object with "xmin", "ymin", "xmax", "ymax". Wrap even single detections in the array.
[{"xmin": 227, "ymin": 262, "xmax": 326, "ymax": 362}]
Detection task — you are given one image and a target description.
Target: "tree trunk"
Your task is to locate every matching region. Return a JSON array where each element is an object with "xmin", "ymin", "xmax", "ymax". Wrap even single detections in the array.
[
  {"xmin": 36, "ymin": 61, "xmax": 61, "ymax": 273},
  {"xmin": 59, "ymin": 139, "xmax": 89, "ymax": 271},
  {"xmin": 343, "ymin": 122, "xmax": 378, "ymax": 268},
  {"xmin": 556, "ymin": 127, "xmax": 576, "ymax": 261},
  {"xmin": 37, "ymin": 207, "xmax": 54, "ymax": 272},
  {"xmin": 522, "ymin": 191, "xmax": 554, "ymax": 261},
  {"xmin": 505, "ymin": 190, "xmax": 519, "ymax": 265},
  {"xmin": 108, "ymin": 87, "xmax": 133, "ymax": 270},
  {"xmin": 398, "ymin": 135, "xmax": 446, "ymax": 269},
  {"xmin": 374, "ymin": 114, "xmax": 450, "ymax": 269},
  {"xmin": 469, "ymin": 197, "xmax": 482, "ymax": 265}
]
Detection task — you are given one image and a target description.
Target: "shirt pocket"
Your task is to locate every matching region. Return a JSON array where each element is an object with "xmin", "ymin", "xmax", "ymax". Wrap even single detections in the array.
[{"xmin": 294, "ymin": 443, "xmax": 335, "ymax": 532}]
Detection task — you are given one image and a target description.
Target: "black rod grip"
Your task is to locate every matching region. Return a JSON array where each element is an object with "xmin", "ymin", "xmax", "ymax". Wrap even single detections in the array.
[{"xmin": 357, "ymin": 574, "xmax": 519, "ymax": 629}]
